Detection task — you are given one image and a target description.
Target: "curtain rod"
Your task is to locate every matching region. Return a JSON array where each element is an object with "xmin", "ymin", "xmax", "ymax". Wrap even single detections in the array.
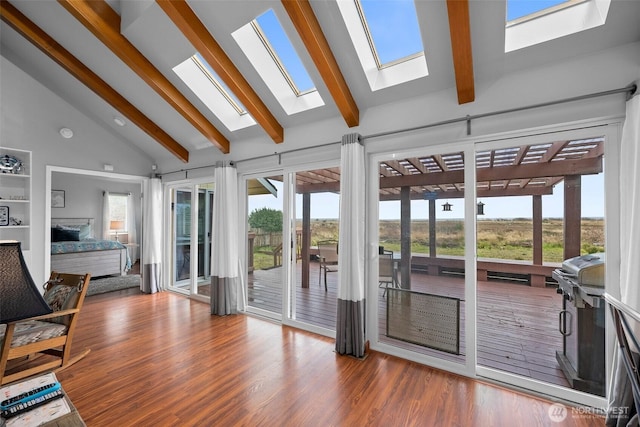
[
  {"xmin": 365, "ymin": 83, "xmax": 636, "ymax": 141},
  {"xmin": 103, "ymin": 191, "xmax": 132, "ymax": 196},
  {"xmin": 161, "ymin": 83, "xmax": 636, "ymax": 176}
]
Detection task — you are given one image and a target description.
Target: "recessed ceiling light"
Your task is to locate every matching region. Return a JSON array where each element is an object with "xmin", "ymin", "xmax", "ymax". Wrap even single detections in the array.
[
  {"xmin": 59, "ymin": 128, "xmax": 74, "ymax": 139},
  {"xmin": 113, "ymin": 116, "xmax": 126, "ymax": 126}
]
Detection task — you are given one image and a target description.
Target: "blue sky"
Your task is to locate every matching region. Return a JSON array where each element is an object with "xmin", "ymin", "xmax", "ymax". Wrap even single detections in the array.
[
  {"xmin": 359, "ymin": 0, "xmax": 423, "ymax": 64},
  {"xmin": 256, "ymin": 9, "xmax": 315, "ymax": 93},
  {"xmin": 507, "ymin": 0, "xmax": 568, "ymax": 21}
]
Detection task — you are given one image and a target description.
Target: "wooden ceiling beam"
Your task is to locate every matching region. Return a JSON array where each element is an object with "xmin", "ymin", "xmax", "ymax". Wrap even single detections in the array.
[
  {"xmin": 282, "ymin": 0, "xmax": 359, "ymax": 127},
  {"xmin": 446, "ymin": 0, "xmax": 475, "ymax": 104},
  {"xmin": 156, "ymin": 0, "xmax": 284, "ymax": 144},
  {"xmin": 0, "ymin": 1, "xmax": 189, "ymax": 163},
  {"xmin": 57, "ymin": 0, "xmax": 230, "ymax": 154}
]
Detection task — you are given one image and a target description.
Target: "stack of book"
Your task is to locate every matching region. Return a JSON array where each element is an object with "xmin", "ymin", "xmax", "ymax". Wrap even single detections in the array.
[{"xmin": 0, "ymin": 373, "xmax": 71, "ymax": 427}]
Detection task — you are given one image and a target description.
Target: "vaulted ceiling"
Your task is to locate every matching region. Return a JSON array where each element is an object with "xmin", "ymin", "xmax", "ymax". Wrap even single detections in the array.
[{"xmin": 1, "ymin": 0, "xmax": 639, "ymax": 170}]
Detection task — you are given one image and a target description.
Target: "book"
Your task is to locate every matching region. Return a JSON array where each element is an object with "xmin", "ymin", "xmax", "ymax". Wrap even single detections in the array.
[{"xmin": 0, "ymin": 373, "xmax": 71, "ymax": 427}]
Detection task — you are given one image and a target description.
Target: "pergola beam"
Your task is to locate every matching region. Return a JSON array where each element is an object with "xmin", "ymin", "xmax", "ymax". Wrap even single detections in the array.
[
  {"xmin": 1, "ymin": 1, "xmax": 190, "ymax": 163},
  {"xmin": 57, "ymin": 0, "xmax": 230, "ymax": 153},
  {"xmin": 156, "ymin": 0, "xmax": 284, "ymax": 144},
  {"xmin": 378, "ymin": 185, "xmax": 554, "ymax": 201},
  {"xmin": 381, "ymin": 156, "xmax": 602, "ymax": 188}
]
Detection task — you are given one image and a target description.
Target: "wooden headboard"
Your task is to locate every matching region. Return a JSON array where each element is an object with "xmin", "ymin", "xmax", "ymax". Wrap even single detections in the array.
[{"xmin": 52, "ymin": 218, "xmax": 94, "ymax": 227}]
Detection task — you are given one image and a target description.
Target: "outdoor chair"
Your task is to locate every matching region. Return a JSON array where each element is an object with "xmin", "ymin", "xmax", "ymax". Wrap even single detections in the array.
[
  {"xmin": 378, "ymin": 252, "xmax": 397, "ymax": 297},
  {"xmin": 1, "ymin": 271, "xmax": 91, "ymax": 385},
  {"xmin": 317, "ymin": 241, "xmax": 339, "ymax": 291}
]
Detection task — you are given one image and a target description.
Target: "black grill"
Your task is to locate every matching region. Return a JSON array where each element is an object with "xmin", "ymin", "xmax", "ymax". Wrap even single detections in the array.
[{"xmin": 553, "ymin": 253, "xmax": 605, "ymax": 397}]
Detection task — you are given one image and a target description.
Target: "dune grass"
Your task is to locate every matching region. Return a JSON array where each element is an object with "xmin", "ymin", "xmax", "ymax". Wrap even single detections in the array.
[{"xmin": 251, "ymin": 218, "xmax": 604, "ymax": 269}]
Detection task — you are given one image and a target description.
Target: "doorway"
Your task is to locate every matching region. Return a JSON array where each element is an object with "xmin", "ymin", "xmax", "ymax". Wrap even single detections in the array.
[{"xmin": 45, "ymin": 166, "xmax": 146, "ymax": 285}]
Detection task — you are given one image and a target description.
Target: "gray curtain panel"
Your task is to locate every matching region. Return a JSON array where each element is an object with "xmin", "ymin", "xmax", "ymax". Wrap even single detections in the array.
[{"xmin": 211, "ymin": 276, "xmax": 238, "ymax": 315}]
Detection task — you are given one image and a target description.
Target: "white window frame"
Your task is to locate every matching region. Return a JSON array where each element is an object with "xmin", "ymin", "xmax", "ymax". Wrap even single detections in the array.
[{"xmin": 336, "ymin": 0, "xmax": 428, "ymax": 92}]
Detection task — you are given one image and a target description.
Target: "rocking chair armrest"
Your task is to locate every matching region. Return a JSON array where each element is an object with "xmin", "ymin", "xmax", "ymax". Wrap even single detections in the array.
[{"xmin": 8, "ymin": 308, "xmax": 80, "ymax": 324}]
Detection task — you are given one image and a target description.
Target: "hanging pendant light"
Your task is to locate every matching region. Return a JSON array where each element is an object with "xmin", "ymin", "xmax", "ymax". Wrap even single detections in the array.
[
  {"xmin": 442, "ymin": 201, "xmax": 452, "ymax": 212},
  {"xmin": 477, "ymin": 201, "xmax": 485, "ymax": 215}
]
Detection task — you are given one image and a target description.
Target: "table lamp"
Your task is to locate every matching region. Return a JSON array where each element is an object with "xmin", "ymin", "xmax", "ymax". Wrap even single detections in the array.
[
  {"xmin": 110, "ymin": 220, "xmax": 125, "ymax": 241},
  {"xmin": 0, "ymin": 241, "xmax": 52, "ymax": 323}
]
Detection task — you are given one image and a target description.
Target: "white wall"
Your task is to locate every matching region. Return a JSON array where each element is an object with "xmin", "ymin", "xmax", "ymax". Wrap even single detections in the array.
[{"xmin": 1, "ymin": 56, "xmax": 151, "ymax": 284}]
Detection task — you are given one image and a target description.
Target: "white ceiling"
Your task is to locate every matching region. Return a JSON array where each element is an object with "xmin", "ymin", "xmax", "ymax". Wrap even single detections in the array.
[{"xmin": 2, "ymin": 0, "xmax": 639, "ymax": 170}]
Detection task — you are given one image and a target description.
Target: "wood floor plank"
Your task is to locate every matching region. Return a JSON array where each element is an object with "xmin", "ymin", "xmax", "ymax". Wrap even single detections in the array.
[{"xmin": 36, "ymin": 289, "xmax": 606, "ymax": 426}]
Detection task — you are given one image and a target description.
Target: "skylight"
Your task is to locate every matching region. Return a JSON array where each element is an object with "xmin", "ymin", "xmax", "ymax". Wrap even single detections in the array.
[
  {"xmin": 254, "ymin": 9, "xmax": 315, "ymax": 95},
  {"xmin": 233, "ymin": 9, "xmax": 324, "ymax": 115},
  {"xmin": 357, "ymin": 0, "xmax": 423, "ymax": 68},
  {"xmin": 505, "ymin": 0, "xmax": 610, "ymax": 52},
  {"xmin": 337, "ymin": 0, "xmax": 428, "ymax": 91},
  {"xmin": 173, "ymin": 54, "xmax": 256, "ymax": 132},
  {"xmin": 192, "ymin": 54, "xmax": 247, "ymax": 115}
]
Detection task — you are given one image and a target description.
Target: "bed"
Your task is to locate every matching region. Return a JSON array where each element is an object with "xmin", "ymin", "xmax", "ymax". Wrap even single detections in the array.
[{"xmin": 51, "ymin": 218, "xmax": 130, "ymax": 278}]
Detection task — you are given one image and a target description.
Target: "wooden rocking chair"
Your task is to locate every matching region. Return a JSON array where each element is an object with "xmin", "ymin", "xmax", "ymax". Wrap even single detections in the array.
[{"xmin": 0, "ymin": 271, "xmax": 91, "ymax": 385}]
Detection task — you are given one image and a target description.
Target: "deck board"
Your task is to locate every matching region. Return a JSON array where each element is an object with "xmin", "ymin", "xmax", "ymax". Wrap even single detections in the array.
[{"xmin": 246, "ymin": 261, "xmax": 571, "ymax": 388}]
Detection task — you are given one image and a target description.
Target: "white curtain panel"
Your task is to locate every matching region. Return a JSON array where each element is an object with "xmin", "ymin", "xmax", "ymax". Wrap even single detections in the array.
[
  {"xmin": 607, "ymin": 92, "xmax": 640, "ymax": 426},
  {"xmin": 619, "ymin": 93, "xmax": 640, "ymax": 311},
  {"xmin": 142, "ymin": 178, "xmax": 163, "ymax": 293},
  {"xmin": 126, "ymin": 193, "xmax": 138, "ymax": 261},
  {"xmin": 210, "ymin": 162, "xmax": 239, "ymax": 315},
  {"xmin": 335, "ymin": 133, "xmax": 366, "ymax": 357},
  {"xmin": 102, "ymin": 191, "xmax": 110, "ymax": 240}
]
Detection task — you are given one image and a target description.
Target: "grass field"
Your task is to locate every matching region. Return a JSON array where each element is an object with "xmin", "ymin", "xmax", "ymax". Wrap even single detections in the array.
[
  {"xmin": 251, "ymin": 218, "xmax": 604, "ymax": 270},
  {"xmin": 379, "ymin": 218, "xmax": 604, "ymax": 263}
]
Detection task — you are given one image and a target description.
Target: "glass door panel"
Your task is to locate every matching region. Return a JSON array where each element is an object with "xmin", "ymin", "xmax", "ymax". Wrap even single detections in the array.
[
  {"xmin": 246, "ymin": 176, "xmax": 284, "ymax": 318},
  {"xmin": 475, "ymin": 137, "xmax": 607, "ymax": 399},
  {"xmin": 195, "ymin": 183, "xmax": 214, "ymax": 297},
  {"xmin": 290, "ymin": 167, "xmax": 340, "ymax": 331},
  {"xmin": 377, "ymin": 152, "xmax": 466, "ymax": 364},
  {"xmin": 168, "ymin": 182, "xmax": 214, "ymax": 297},
  {"xmin": 170, "ymin": 187, "xmax": 192, "ymax": 293}
]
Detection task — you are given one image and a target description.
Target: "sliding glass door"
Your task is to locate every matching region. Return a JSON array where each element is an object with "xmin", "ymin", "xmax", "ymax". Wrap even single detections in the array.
[
  {"xmin": 242, "ymin": 163, "xmax": 341, "ymax": 334},
  {"xmin": 167, "ymin": 180, "xmax": 214, "ymax": 298},
  {"xmin": 475, "ymin": 133, "xmax": 609, "ymax": 406},
  {"xmin": 369, "ymin": 126, "xmax": 615, "ymax": 408},
  {"xmin": 374, "ymin": 149, "xmax": 467, "ymax": 367},
  {"xmin": 288, "ymin": 166, "xmax": 340, "ymax": 333},
  {"xmin": 245, "ymin": 175, "xmax": 284, "ymax": 319}
]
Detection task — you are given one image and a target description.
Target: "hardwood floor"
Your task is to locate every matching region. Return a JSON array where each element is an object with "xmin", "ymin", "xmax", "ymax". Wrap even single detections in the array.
[{"xmin": 47, "ymin": 289, "xmax": 604, "ymax": 426}]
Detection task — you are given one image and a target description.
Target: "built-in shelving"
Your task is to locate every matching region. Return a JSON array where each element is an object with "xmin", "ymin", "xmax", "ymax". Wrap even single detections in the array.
[{"xmin": 0, "ymin": 147, "xmax": 31, "ymax": 258}]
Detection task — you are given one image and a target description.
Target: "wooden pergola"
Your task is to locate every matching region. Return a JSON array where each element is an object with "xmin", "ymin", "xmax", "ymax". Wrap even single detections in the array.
[{"xmin": 268, "ymin": 137, "xmax": 604, "ymax": 288}]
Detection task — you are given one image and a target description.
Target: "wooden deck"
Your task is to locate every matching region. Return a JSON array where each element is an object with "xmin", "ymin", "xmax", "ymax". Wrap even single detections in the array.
[{"xmin": 248, "ymin": 261, "xmax": 570, "ymax": 389}]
